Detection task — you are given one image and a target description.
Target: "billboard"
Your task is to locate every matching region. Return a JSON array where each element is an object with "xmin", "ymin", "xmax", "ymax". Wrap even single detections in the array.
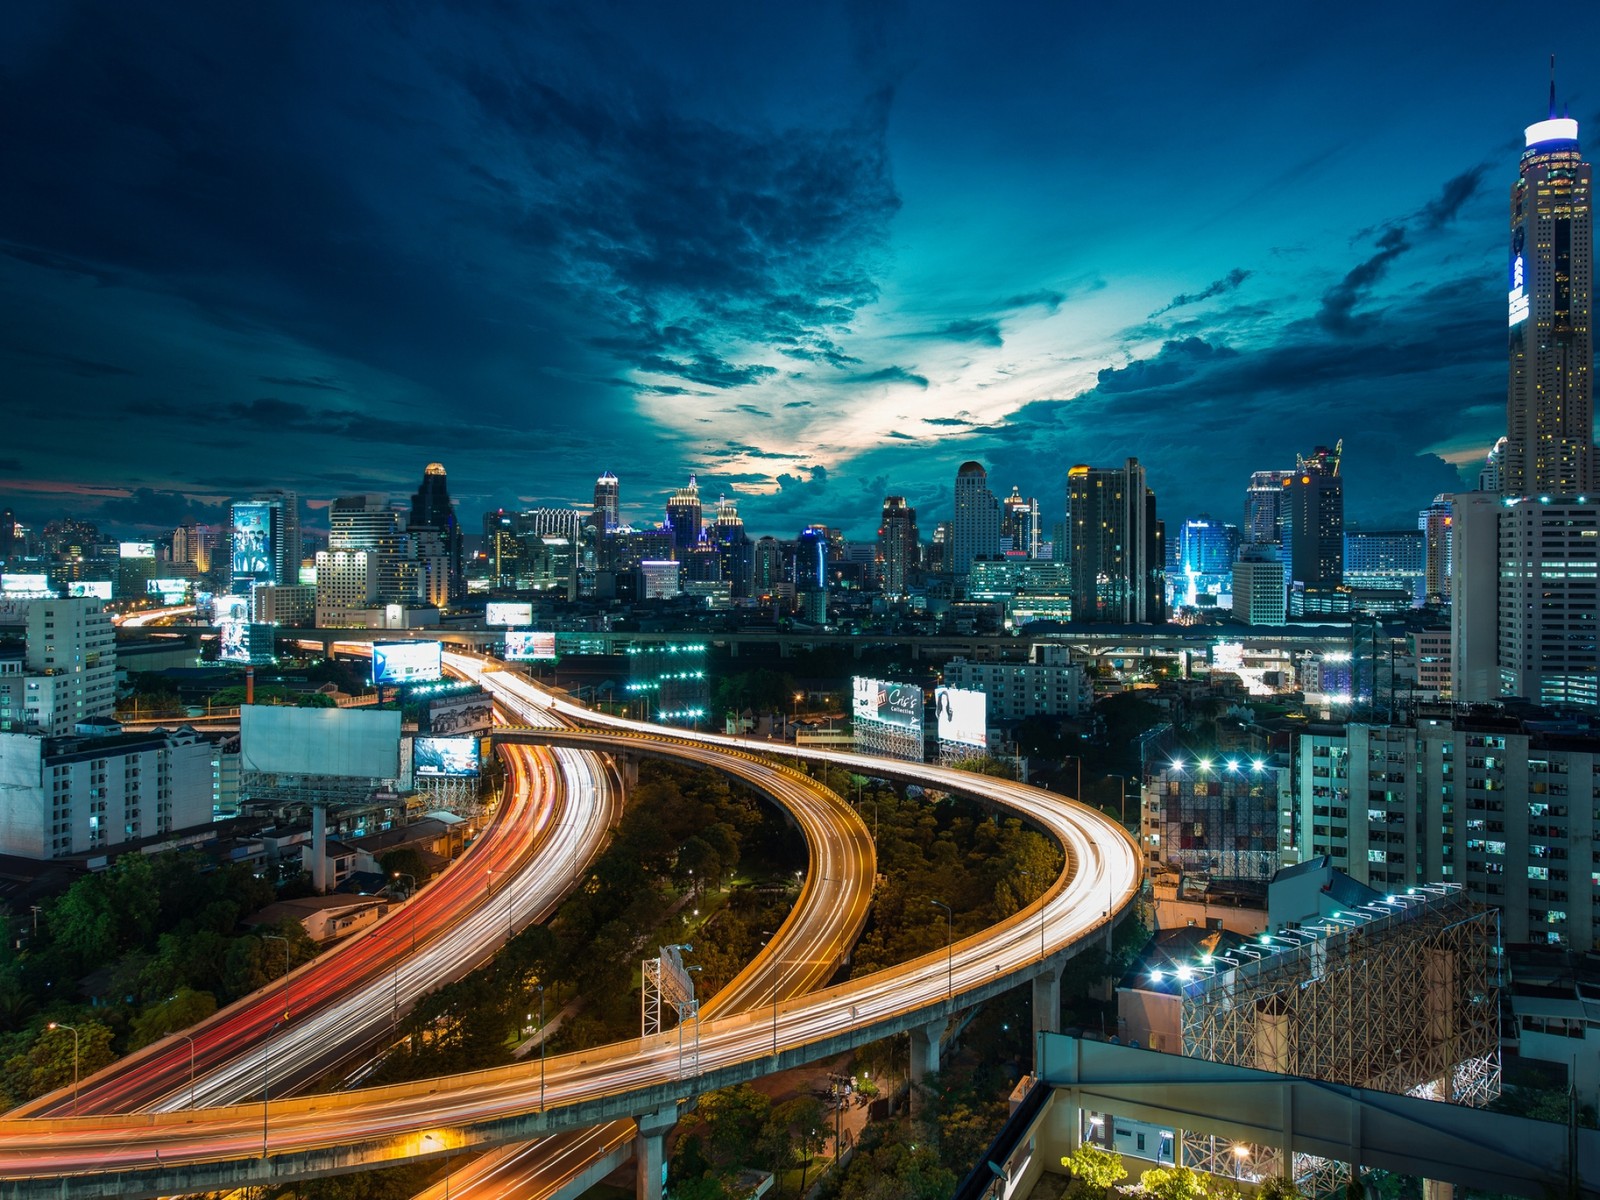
[
  {"xmin": 486, "ymin": 601, "xmax": 534, "ymax": 626},
  {"xmin": 413, "ymin": 736, "xmax": 480, "ymax": 777},
  {"xmin": 147, "ymin": 578, "xmax": 191, "ymax": 603},
  {"xmin": 241, "ymin": 706, "xmax": 402, "ymax": 779},
  {"xmin": 68, "ymin": 581, "xmax": 115, "ymax": 599},
  {"xmin": 373, "ymin": 641, "xmax": 443, "ymax": 685},
  {"xmin": 426, "ymin": 691, "xmax": 494, "ymax": 735},
  {"xmin": 934, "ymin": 685, "xmax": 987, "ymax": 748},
  {"xmin": 212, "ymin": 593, "xmax": 250, "ymax": 623},
  {"xmin": 218, "ymin": 619, "xmax": 251, "ymax": 662},
  {"xmin": 231, "ymin": 502, "xmax": 274, "ymax": 580},
  {"xmin": 852, "ymin": 677, "xmax": 924, "ymax": 731},
  {"xmin": 120, "ymin": 542, "xmax": 156, "ymax": 559},
  {"xmin": 504, "ymin": 630, "xmax": 557, "ymax": 661},
  {"xmin": 1, "ymin": 574, "xmax": 53, "ymax": 597}
]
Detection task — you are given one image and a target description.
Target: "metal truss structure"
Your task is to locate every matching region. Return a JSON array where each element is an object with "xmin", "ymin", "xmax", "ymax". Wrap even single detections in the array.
[
  {"xmin": 1177, "ymin": 885, "xmax": 1500, "ymax": 1194},
  {"xmin": 641, "ymin": 944, "xmax": 702, "ymax": 1080}
]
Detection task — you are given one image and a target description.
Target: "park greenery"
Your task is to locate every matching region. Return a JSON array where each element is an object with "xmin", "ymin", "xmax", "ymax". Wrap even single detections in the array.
[{"xmin": 0, "ymin": 852, "xmax": 316, "ymax": 1109}]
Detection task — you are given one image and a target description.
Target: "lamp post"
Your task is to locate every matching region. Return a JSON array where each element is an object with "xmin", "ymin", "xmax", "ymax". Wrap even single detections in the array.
[
  {"xmin": 47, "ymin": 1022, "xmax": 79, "ymax": 1114},
  {"xmin": 1232, "ymin": 1143, "xmax": 1250, "ymax": 1180},
  {"xmin": 262, "ymin": 933, "xmax": 291, "ymax": 979},
  {"xmin": 178, "ymin": 1032, "xmax": 197, "ymax": 1110},
  {"xmin": 534, "ymin": 983, "xmax": 546, "ymax": 1110},
  {"xmin": 1063, "ymin": 754, "xmax": 1083, "ymax": 802},
  {"xmin": 929, "ymin": 899, "xmax": 953, "ymax": 1000},
  {"xmin": 392, "ymin": 871, "xmax": 417, "ymax": 900}
]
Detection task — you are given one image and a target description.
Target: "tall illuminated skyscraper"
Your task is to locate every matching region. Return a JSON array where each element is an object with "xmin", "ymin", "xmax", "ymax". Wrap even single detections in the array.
[
  {"xmin": 1068, "ymin": 457, "xmax": 1164, "ymax": 624},
  {"xmin": 951, "ymin": 461, "xmax": 1001, "ymax": 589},
  {"xmin": 665, "ymin": 474, "xmax": 702, "ymax": 557},
  {"xmin": 1503, "ymin": 80, "xmax": 1593, "ymax": 497},
  {"xmin": 877, "ymin": 495, "xmax": 919, "ymax": 597},
  {"xmin": 1284, "ymin": 442, "xmax": 1343, "ymax": 591},
  {"xmin": 593, "ymin": 471, "xmax": 620, "ymax": 533},
  {"xmin": 408, "ymin": 463, "xmax": 463, "ymax": 603},
  {"xmin": 1243, "ymin": 470, "xmax": 1293, "ymax": 545}
]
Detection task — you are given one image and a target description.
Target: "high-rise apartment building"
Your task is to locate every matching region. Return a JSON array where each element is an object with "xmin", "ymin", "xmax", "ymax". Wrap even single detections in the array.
[
  {"xmin": 329, "ymin": 495, "xmax": 419, "ymax": 605},
  {"xmin": 1285, "ymin": 443, "xmax": 1344, "ymax": 591},
  {"xmin": 665, "ymin": 475, "xmax": 702, "ymax": 558},
  {"xmin": 22, "ymin": 597, "xmax": 117, "ymax": 736},
  {"xmin": 951, "ymin": 462, "xmax": 1002, "ymax": 589},
  {"xmin": 1068, "ymin": 458, "xmax": 1164, "ymax": 624},
  {"xmin": 1230, "ymin": 548, "xmax": 1286, "ymax": 626},
  {"xmin": 1503, "ymin": 94, "xmax": 1593, "ymax": 497},
  {"xmin": 1497, "ymin": 498, "xmax": 1600, "ymax": 708},
  {"xmin": 408, "ymin": 463, "xmax": 463, "ymax": 604},
  {"xmin": 877, "ymin": 496, "xmax": 918, "ymax": 598},
  {"xmin": 1244, "ymin": 469, "xmax": 1293, "ymax": 545},
  {"xmin": 1343, "ymin": 530, "xmax": 1425, "ymax": 606},
  {"xmin": 1418, "ymin": 495, "xmax": 1453, "ymax": 605},
  {"xmin": 593, "ymin": 471, "xmax": 620, "ymax": 534}
]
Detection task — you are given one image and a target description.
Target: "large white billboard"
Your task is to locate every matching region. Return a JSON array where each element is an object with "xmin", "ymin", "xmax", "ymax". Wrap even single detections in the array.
[
  {"xmin": 68, "ymin": 581, "xmax": 114, "ymax": 599},
  {"xmin": 504, "ymin": 630, "xmax": 557, "ymax": 661},
  {"xmin": 934, "ymin": 685, "xmax": 987, "ymax": 748},
  {"xmin": 485, "ymin": 601, "xmax": 534, "ymax": 626},
  {"xmin": 241, "ymin": 706, "xmax": 402, "ymax": 779},
  {"xmin": 413, "ymin": 736, "xmax": 480, "ymax": 777},
  {"xmin": 120, "ymin": 542, "xmax": 156, "ymax": 559},
  {"xmin": 851, "ymin": 676, "xmax": 923, "ymax": 732},
  {"xmin": 1, "ymin": 574, "xmax": 53, "ymax": 597},
  {"xmin": 372, "ymin": 641, "xmax": 443, "ymax": 685}
]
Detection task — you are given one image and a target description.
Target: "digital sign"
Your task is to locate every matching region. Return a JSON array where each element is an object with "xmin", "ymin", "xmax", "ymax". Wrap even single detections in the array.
[
  {"xmin": 218, "ymin": 619, "xmax": 251, "ymax": 662},
  {"xmin": 372, "ymin": 641, "xmax": 443, "ymax": 685},
  {"xmin": 68, "ymin": 581, "xmax": 114, "ymax": 599},
  {"xmin": 1, "ymin": 574, "xmax": 53, "ymax": 597},
  {"xmin": 1508, "ymin": 252, "xmax": 1529, "ymax": 327},
  {"xmin": 147, "ymin": 578, "xmax": 191, "ymax": 603},
  {"xmin": 427, "ymin": 691, "xmax": 494, "ymax": 735},
  {"xmin": 212, "ymin": 594, "xmax": 250, "ymax": 623},
  {"xmin": 119, "ymin": 542, "xmax": 156, "ymax": 559},
  {"xmin": 504, "ymin": 630, "xmax": 557, "ymax": 661},
  {"xmin": 231, "ymin": 503, "xmax": 274, "ymax": 581},
  {"xmin": 414, "ymin": 736, "xmax": 480, "ymax": 777},
  {"xmin": 486, "ymin": 601, "xmax": 534, "ymax": 626},
  {"xmin": 851, "ymin": 676, "xmax": 923, "ymax": 731},
  {"xmin": 934, "ymin": 685, "xmax": 987, "ymax": 748}
]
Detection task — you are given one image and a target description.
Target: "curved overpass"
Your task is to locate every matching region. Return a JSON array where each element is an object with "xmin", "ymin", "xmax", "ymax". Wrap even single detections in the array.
[{"xmin": 0, "ymin": 713, "xmax": 1139, "ymax": 1200}]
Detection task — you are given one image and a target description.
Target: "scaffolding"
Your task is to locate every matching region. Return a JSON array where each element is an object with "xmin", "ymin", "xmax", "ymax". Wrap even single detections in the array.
[
  {"xmin": 642, "ymin": 944, "xmax": 701, "ymax": 1080},
  {"xmin": 1177, "ymin": 885, "xmax": 1500, "ymax": 1194}
]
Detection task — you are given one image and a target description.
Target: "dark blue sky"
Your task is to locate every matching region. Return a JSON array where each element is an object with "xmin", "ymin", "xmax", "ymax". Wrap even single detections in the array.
[{"xmin": 4, "ymin": 2, "xmax": 1599, "ymax": 540}]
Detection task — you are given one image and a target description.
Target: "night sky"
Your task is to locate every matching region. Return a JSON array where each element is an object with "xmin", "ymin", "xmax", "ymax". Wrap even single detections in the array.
[{"xmin": 5, "ymin": 2, "xmax": 1600, "ymax": 541}]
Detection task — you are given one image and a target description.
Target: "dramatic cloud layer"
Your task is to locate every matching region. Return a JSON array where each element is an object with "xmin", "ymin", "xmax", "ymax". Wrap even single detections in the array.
[{"xmin": 2, "ymin": 2, "xmax": 1596, "ymax": 539}]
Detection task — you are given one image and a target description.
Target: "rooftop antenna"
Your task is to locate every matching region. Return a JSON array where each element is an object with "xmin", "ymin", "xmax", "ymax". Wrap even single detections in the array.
[{"xmin": 1549, "ymin": 54, "xmax": 1557, "ymax": 120}]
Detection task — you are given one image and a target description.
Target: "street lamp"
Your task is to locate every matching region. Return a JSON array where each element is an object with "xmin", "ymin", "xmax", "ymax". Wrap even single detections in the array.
[
  {"xmin": 929, "ymin": 899, "xmax": 953, "ymax": 999},
  {"xmin": 47, "ymin": 1022, "xmax": 79, "ymax": 1114},
  {"xmin": 262, "ymin": 933, "xmax": 291, "ymax": 979},
  {"xmin": 392, "ymin": 871, "xmax": 417, "ymax": 899},
  {"xmin": 1232, "ymin": 1143, "xmax": 1250, "ymax": 1179},
  {"xmin": 534, "ymin": 983, "xmax": 547, "ymax": 1110}
]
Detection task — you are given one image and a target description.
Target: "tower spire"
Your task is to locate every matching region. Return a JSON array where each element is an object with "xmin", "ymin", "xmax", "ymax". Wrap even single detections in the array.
[{"xmin": 1549, "ymin": 53, "xmax": 1557, "ymax": 120}]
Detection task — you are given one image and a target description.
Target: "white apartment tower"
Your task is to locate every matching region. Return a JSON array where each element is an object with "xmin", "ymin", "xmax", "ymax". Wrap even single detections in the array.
[{"xmin": 23, "ymin": 598, "xmax": 116, "ymax": 736}]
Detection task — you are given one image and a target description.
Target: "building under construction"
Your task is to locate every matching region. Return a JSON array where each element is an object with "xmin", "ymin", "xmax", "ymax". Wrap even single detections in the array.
[{"xmin": 1119, "ymin": 859, "xmax": 1499, "ymax": 1194}]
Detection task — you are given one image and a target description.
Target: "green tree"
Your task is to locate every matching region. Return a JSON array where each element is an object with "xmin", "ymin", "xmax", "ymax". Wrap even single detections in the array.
[
  {"xmin": 129, "ymin": 987, "xmax": 218, "ymax": 1050},
  {"xmin": 1257, "ymin": 1177, "xmax": 1306, "ymax": 1200},
  {"xmin": 1137, "ymin": 1165, "xmax": 1210, "ymax": 1200},
  {"xmin": 1061, "ymin": 1142, "xmax": 1128, "ymax": 1196},
  {"xmin": 26, "ymin": 1020, "xmax": 115, "ymax": 1099}
]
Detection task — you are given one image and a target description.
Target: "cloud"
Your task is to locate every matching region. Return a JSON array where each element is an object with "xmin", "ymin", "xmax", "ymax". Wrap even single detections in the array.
[
  {"xmin": 856, "ymin": 365, "xmax": 928, "ymax": 388},
  {"xmin": 938, "ymin": 317, "xmax": 1004, "ymax": 346},
  {"xmin": 0, "ymin": 458, "xmax": 21, "ymax": 472},
  {"xmin": 258, "ymin": 374, "xmax": 345, "ymax": 392},
  {"xmin": 922, "ymin": 414, "xmax": 973, "ymax": 427},
  {"xmin": 783, "ymin": 401, "xmax": 813, "ymax": 409},
  {"xmin": 1094, "ymin": 337, "xmax": 1238, "ymax": 395},
  {"xmin": 997, "ymin": 288, "xmax": 1066, "ymax": 313},
  {"xmin": 1149, "ymin": 268, "xmax": 1252, "ymax": 317},
  {"xmin": 1418, "ymin": 165, "xmax": 1486, "ymax": 231},
  {"xmin": 7, "ymin": 344, "xmax": 134, "ymax": 378},
  {"xmin": 1316, "ymin": 225, "xmax": 1409, "ymax": 337}
]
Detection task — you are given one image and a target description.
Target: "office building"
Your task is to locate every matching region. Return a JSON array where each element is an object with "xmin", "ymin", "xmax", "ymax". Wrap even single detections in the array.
[
  {"xmin": 1002, "ymin": 486, "xmax": 1041, "ymax": 558},
  {"xmin": 709, "ymin": 496, "xmax": 752, "ymax": 598},
  {"xmin": 229, "ymin": 492, "xmax": 299, "ymax": 593},
  {"xmin": 1244, "ymin": 469, "xmax": 1293, "ymax": 545},
  {"xmin": 1285, "ymin": 442, "xmax": 1343, "ymax": 591},
  {"xmin": 1419, "ymin": 495, "xmax": 1453, "ymax": 605},
  {"xmin": 329, "ymin": 495, "xmax": 422, "ymax": 605},
  {"xmin": 315, "ymin": 550, "xmax": 382, "ymax": 625},
  {"xmin": 1497, "ymin": 497, "xmax": 1600, "ymax": 708},
  {"xmin": 593, "ymin": 471, "xmax": 620, "ymax": 534},
  {"xmin": 1503, "ymin": 94, "xmax": 1593, "ymax": 497},
  {"xmin": 1343, "ymin": 529, "xmax": 1425, "ymax": 607},
  {"xmin": 752, "ymin": 536, "xmax": 784, "ymax": 597},
  {"xmin": 877, "ymin": 496, "xmax": 918, "ymax": 598},
  {"xmin": 408, "ymin": 463, "xmax": 463, "ymax": 604},
  {"xmin": 1175, "ymin": 514, "xmax": 1236, "ymax": 607},
  {"xmin": 665, "ymin": 475, "xmax": 703, "ymax": 557},
  {"xmin": 941, "ymin": 643, "xmax": 1091, "ymax": 720},
  {"xmin": 1067, "ymin": 458, "xmax": 1164, "ymax": 624},
  {"xmin": 20, "ymin": 597, "xmax": 117, "ymax": 736},
  {"xmin": 1230, "ymin": 548, "xmax": 1286, "ymax": 626},
  {"xmin": 1479, "ymin": 438, "xmax": 1507, "ymax": 493},
  {"xmin": 951, "ymin": 461, "xmax": 1002, "ymax": 589}
]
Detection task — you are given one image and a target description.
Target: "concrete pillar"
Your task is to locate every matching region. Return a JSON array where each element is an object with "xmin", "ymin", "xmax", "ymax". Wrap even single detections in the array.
[
  {"xmin": 634, "ymin": 1104, "xmax": 678, "ymax": 1200},
  {"xmin": 908, "ymin": 1019, "xmax": 944, "ymax": 1111},
  {"xmin": 310, "ymin": 803, "xmax": 328, "ymax": 893},
  {"xmin": 1032, "ymin": 965, "xmax": 1061, "ymax": 1038},
  {"xmin": 616, "ymin": 755, "xmax": 639, "ymax": 788}
]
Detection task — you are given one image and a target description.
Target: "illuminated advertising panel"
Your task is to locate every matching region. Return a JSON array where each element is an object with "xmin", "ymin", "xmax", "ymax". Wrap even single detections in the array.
[
  {"xmin": 147, "ymin": 578, "xmax": 191, "ymax": 603},
  {"xmin": 218, "ymin": 619, "xmax": 250, "ymax": 662},
  {"xmin": 119, "ymin": 542, "xmax": 156, "ymax": 559},
  {"xmin": 68, "ymin": 581, "xmax": 114, "ymax": 599},
  {"xmin": 934, "ymin": 685, "xmax": 987, "ymax": 748},
  {"xmin": 485, "ymin": 601, "xmax": 534, "ymax": 626},
  {"xmin": 231, "ymin": 503, "xmax": 274, "ymax": 580},
  {"xmin": 413, "ymin": 736, "xmax": 480, "ymax": 777},
  {"xmin": 1508, "ymin": 252, "xmax": 1529, "ymax": 326},
  {"xmin": 504, "ymin": 630, "xmax": 557, "ymax": 661},
  {"xmin": 212, "ymin": 594, "xmax": 250, "ymax": 623},
  {"xmin": 372, "ymin": 641, "xmax": 443, "ymax": 685},
  {"xmin": 1, "ymin": 574, "xmax": 53, "ymax": 597},
  {"xmin": 426, "ymin": 691, "xmax": 494, "ymax": 735},
  {"xmin": 851, "ymin": 676, "xmax": 923, "ymax": 731}
]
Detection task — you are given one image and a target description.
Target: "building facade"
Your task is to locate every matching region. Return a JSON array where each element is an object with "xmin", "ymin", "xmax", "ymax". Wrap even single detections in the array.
[
  {"xmin": 877, "ymin": 495, "xmax": 919, "ymax": 598},
  {"xmin": 1068, "ymin": 458, "xmax": 1164, "ymax": 624},
  {"xmin": 951, "ymin": 461, "xmax": 1002, "ymax": 590}
]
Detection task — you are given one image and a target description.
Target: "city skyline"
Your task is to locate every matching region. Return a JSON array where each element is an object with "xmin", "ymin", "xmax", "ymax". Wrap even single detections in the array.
[{"xmin": 5, "ymin": 4, "xmax": 1600, "ymax": 540}]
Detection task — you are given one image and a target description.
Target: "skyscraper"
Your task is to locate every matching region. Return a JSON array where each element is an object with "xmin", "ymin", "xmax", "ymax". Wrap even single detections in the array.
[
  {"xmin": 329, "ymin": 494, "xmax": 417, "ymax": 604},
  {"xmin": 1503, "ymin": 88, "xmax": 1593, "ymax": 497},
  {"xmin": 1002, "ymin": 486, "xmax": 1040, "ymax": 558},
  {"xmin": 408, "ymin": 463, "xmax": 463, "ymax": 603},
  {"xmin": 1418, "ymin": 494, "xmax": 1453, "ymax": 605},
  {"xmin": 1284, "ymin": 442, "xmax": 1343, "ymax": 591},
  {"xmin": 665, "ymin": 475, "xmax": 702, "ymax": 557},
  {"xmin": 951, "ymin": 461, "xmax": 1001, "ymax": 589},
  {"xmin": 229, "ymin": 492, "xmax": 299, "ymax": 592},
  {"xmin": 1244, "ymin": 470, "xmax": 1293, "ymax": 545},
  {"xmin": 1068, "ymin": 457, "xmax": 1164, "ymax": 624},
  {"xmin": 877, "ymin": 495, "xmax": 919, "ymax": 598},
  {"xmin": 710, "ymin": 495, "xmax": 751, "ymax": 597},
  {"xmin": 593, "ymin": 471, "xmax": 620, "ymax": 534}
]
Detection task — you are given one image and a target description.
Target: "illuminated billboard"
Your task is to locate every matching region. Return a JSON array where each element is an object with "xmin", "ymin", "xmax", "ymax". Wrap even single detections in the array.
[
  {"xmin": 212, "ymin": 594, "xmax": 250, "ymax": 623},
  {"xmin": 372, "ymin": 641, "xmax": 443, "ymax": 685},
  {"xmin": 147, "ymin": 578, "xmax": 191, "ymax": 603},
  {"xmin": 851, "ymin": 676, "xmax": 923, "ymax": 732},
  {"xmin": 217, "ymin": 619, "xmax": 250, "ymax": 662},
  {"xmin": 1, "ymin": 574, "xmax": 54, "ymax": 597},
  {"xmin": 504, "ymin": 630, "xmax": 557, "ymax": 661},
  {"xmin": 413, "ymin": 736, "xmax": 480, "ymax": 777},
  {"xmin": 486, "ymin": 601, "xmax": 534, "ymax": 626},
  {"xmin": 427, "ymin": 691, "xmax": 494, "ymax": 736},
  {"xmin": 934, "ymin": 686, "xmax": 987, "ymax": 748},
  {"xmin": 68, "ymin": 581, "xmax": 114, "ymax": 599},
  {"xmin": 231, "ymin": 502, "xmax": 274, "ymax": 581},
  {"xmin": 119, "ymin": 542, "xmax": 156, "ymax": 559}
]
